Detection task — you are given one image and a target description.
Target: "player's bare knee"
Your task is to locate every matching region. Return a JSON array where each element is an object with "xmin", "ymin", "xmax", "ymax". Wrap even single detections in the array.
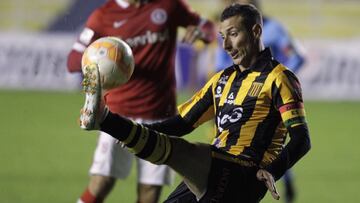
[
  {"xmin": 137, "ymin": 184, "xmax": 162, "ymax": 203},
  {"xmin": 89, "ymin": 175, "xmax": 116, "ymax": 195}
]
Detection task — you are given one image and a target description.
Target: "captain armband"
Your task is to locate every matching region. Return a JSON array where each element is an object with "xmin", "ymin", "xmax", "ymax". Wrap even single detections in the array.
[{"xmin": 279, "ymin": 102, "xmax": 307, "ymax": 128}]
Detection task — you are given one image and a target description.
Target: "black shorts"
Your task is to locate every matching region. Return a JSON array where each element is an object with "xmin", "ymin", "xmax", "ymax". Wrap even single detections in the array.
[{"xmin": 164, "ymin": 148, "xmax": 267, "ymax": 203}]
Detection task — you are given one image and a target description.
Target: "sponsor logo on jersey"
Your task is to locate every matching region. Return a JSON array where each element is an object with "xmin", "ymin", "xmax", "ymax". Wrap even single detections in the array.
[
  {"xmin": 113, "ymin": 20, "xmax": 127, "ymax": 28},
  {"xmin": 217, "ymin": 107, "xmax": 243, "ymax": 132},
  {"xmin": 215, "ymin": 86, "xmax": 223, "ymax": 98},
  {"xmin": 215, "ymin": 75, "xmax": 229, "ymax": 98},
  {"xmin": 247, "ymin": 82, "xmax": 263, "ymax": 97},
  {"xmin": 218, "ymin": 75, "xmax": 229, "ymax": 85},
  {"xmin": 224, "ymin": 92, "xmax": 235, "ymax": 104},
  {"xmin": 124, "ymin": 29, "xmax": 169, "ymax": 48},
  {"xmin": 151, "ymin": 8, "xmax": 167, "ymax": 25}
]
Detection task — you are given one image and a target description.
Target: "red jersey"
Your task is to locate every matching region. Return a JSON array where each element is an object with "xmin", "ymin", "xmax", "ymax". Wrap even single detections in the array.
[{"xmin": 68, "ymin": 0, "xmax": 202, "ymax": 119}]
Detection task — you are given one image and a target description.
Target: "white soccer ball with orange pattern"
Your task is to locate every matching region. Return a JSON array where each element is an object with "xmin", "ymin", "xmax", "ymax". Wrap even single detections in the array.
[{"xmin": 82, "ymin": 36, "xmax": 135, "ymax": 90}]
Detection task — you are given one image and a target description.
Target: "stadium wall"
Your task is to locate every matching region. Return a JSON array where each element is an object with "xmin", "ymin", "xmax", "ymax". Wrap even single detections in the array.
[
  {"xmin": 0, "ymin": 33, "xmax": 359, "ymax": 100},
  {"xmin": 0, "ymin": 33, "xmax": 81, "ymax": 91},
  {"xmin": 299, "ymin": 38, "xmax": 360, "ymax": 100}
]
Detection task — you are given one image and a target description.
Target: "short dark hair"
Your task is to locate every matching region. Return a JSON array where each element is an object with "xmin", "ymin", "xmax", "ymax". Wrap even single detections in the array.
[{"xmin": 220, "ymin": 3, "xmax": 262, "ymax": 30}]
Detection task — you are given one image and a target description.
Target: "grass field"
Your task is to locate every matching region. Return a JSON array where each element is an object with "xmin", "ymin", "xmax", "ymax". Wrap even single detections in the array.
[{"xmin": 0, "ymin": 90, "xmax": 360, "ymax": 202}]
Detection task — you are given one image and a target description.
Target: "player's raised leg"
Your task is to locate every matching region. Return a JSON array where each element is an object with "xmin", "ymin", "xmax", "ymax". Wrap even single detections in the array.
[{"xmin": 80, "ymin": 65, "xmax": 212, "ymax": 199}]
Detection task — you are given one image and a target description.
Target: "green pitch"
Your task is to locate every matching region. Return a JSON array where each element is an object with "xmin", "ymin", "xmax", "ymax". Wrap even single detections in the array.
[{"xmin": 0, "ymin": 90, "xmax": 359, "ymax": 202}]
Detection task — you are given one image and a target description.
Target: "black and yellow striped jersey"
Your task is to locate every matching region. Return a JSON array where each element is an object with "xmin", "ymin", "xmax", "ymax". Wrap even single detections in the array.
[{"xmin": 178, "ymin": 48, "xmax": 307, "ymax": 166}]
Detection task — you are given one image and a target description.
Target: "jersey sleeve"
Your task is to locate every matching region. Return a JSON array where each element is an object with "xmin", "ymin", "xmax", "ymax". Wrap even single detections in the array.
[
  {"xmin": 272, "ymin": 69, "xmax": 307, "ymax": 128},
  {"xmin": 174, "ymin": 0, "xmax": 201, "ymax": 27},
  {"xmin": 265, "ymin": 68, "xmax": 311, "ymax": 180},
  {"xmin": 66, "ymin": 10, "xmax": 103, "ymax": 73},
  {"xmin": 178, "ymin": 73, "xmax": 220, "ymax": 128}
]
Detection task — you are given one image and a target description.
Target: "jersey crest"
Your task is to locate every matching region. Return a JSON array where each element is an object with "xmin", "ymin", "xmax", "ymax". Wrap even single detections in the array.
[
  {"xmin": 151, "ymin": 8, "xmax": 167, "ymax": 25},
  {"xmin": 247, "ymin": 82, "xmax": 263, "ymax": 97}
]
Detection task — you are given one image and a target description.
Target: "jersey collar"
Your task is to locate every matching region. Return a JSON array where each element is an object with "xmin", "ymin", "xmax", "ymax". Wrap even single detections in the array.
[
  {"xmin": 115, "ymin": 0, "xmax": 149, "ymax": 8},
  {"xmin": 249, "ymin": 48, "xmax": 274, "ymax": 72},
  {"xmin": 115, "ymin": 0, "xmax": 130, "ymax": 8}
]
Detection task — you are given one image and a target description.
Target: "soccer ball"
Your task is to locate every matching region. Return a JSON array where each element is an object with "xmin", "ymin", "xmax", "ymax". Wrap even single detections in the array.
[{"xmin": 81, "ymin": 36, "xmax": 135, "ymax": 90}]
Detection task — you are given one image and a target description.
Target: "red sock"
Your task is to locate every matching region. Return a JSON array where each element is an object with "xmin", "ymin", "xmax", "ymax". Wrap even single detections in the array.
[{"xmin": 80, "ymin": 188, "xmax": 104, "ymax": 203}]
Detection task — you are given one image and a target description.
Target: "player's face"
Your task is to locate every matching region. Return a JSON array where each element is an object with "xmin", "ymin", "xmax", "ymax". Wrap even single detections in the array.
[{"xmin": 219, "ymin": 15, "xmax": 258, "ymax": 68}]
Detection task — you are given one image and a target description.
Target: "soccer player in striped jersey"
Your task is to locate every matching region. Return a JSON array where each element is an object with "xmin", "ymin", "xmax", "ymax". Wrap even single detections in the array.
[
  {"xmin": 217, "ymin": 1, "xmax": 306, "ymax": 202},
  {"xmin": 79, "ymin": 3, "xmax": 311, "ymax": 202}
]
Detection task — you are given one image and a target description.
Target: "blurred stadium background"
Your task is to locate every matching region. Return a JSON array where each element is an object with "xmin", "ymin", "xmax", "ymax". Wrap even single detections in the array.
[{"xmin": 1, "ymin": 0, "xmax": 360, "ymax": 202}]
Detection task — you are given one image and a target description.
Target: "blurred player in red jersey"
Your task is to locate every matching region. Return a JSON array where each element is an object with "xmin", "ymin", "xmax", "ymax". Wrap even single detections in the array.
[{"xmin": 67, "ymin": 0, "xmax": 216, "ymax": 203}]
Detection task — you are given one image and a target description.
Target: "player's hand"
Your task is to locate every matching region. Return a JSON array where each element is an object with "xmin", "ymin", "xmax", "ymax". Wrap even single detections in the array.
[
  {"xmin": 256, "ymin": 169, "xmax": 280, "ymax": 200},
  {"xmin": 182, "ymin": 25, "xmax": 202, "ymax": 44}
]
